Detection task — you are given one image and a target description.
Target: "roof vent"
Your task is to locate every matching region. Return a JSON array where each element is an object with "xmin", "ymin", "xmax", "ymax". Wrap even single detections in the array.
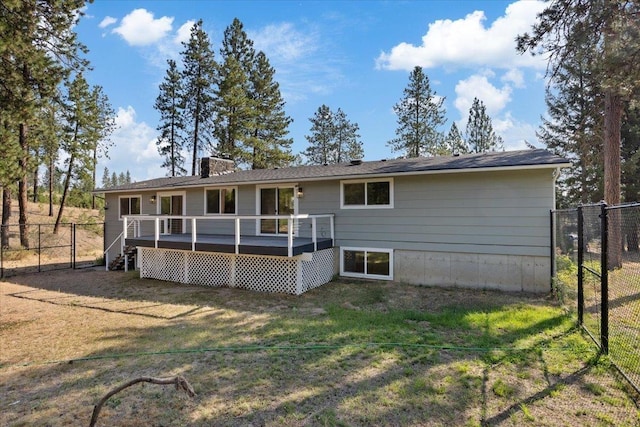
[
  {"xmin": 453, "ymin": 153, "xmax": 460, "ymax": 157},
  {"xmin": 381, "ymin": 158, "xmax": 387, "ymax": 162},
  {"xmin": 350, "ymin": 159, "xmax": 363, "ymax": 166}
]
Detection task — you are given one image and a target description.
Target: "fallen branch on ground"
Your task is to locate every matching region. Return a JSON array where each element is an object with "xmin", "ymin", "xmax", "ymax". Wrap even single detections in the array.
[{"xmin": 89, "ymin": 375, "xmax": 196, "ymax": 427}]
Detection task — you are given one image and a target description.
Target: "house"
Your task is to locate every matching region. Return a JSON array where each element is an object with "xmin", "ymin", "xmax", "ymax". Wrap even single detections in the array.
[{"xmin": 98, "ymin": 149, "xmax": 569, "ymax": 294}]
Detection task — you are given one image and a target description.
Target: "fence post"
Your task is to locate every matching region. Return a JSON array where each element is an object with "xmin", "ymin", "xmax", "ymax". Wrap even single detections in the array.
[
  {"xmin": 73, "ymin": 224, "xmax": 77, "ymax": 269},
  {"xmin": 600, "ymin": 203, "xmax": 609, "ymax": 354},
  {"xmin": 38, "ymin": 224, "xmax": 42, "ymax": 273},
  {"xmin": 1, "ymin": 225, "xmax": 4, "ymax": 279},
  {"xmin": 577, "ymin": 206, "xmax": 584, "ymax": 326},
  {"xmin": 550, "ymin": 210, "xmax": 555, "ymax": 289}
]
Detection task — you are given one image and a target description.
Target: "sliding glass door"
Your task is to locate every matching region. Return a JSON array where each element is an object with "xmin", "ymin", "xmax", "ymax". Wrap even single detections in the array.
[{"xmin": 259, "ymin": 186, "xmax": 295, "ymax": 235}]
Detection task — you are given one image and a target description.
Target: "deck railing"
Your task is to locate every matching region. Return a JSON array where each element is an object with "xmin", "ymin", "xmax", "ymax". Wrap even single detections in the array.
[{"xmin": 119, "ymin": 213, "xmax": 335, "ymax": 258}]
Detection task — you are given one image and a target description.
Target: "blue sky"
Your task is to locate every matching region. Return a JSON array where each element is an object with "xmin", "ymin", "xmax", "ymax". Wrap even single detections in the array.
[{"xmin": 75, "ymin": 0, "xmax": 549, "ymax": 181}]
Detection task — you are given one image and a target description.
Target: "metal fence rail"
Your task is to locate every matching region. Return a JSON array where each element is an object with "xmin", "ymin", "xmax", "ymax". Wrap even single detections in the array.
[
  {"xmin": 0, "ymin": 222, "xmax": 105, "ymax": 278},
  {"xmin": 552, "ymin": 202, "xmax": 640, "ymax": 395}
]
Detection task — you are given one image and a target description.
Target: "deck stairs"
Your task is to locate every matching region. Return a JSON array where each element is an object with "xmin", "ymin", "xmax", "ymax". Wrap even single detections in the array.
[{"xmin": 108, "ymin": 245, "xmax": 137, "ymax": 271}]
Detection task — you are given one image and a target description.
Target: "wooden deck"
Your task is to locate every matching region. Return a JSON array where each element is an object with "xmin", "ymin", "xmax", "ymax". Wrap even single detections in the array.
[{"xmin": 126, "ymin": 233, "xmax": 334, "ymax": 257}]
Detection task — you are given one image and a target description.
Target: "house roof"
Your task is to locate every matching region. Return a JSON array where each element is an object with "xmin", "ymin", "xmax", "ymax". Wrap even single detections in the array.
[{"xmin": 97, "ymin": 149, "xmax": 569, "ymax": 193}]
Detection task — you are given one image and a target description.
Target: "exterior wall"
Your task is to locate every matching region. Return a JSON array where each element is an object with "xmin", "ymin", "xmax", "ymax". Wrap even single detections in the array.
[{"xmin": 103, "ymin": 167, "xmax": 556, "ymax": 292}]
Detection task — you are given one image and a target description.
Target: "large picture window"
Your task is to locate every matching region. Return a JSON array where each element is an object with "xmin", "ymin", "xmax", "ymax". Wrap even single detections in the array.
[
  {"xmin": 119, "ymin": 196, "xmax": 141, "ymax": 219},
  {"xmin": 205, "ymin": 187, "xmax": 236, "ymax": 214},
  {"xmin": 341, "ymin": 179, "xmax": 393, "ymax": 208},
  {"xmin": 340, "ymin": 247, "xmax": 393, "ymax": 280}
]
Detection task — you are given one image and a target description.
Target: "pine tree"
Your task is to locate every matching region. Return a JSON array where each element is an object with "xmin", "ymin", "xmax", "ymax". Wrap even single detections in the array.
[
  {"xmin": 536, "ymin": 41, "xmax": 603, "ymax": 207},
  {"xmin": 247, "ymin": 51, "xmax": 293, "ymax": 169},
  {"xmin": 518, "ymin": 0, "xmax": 640, "ymax": 267},
  {"xmin": 465, "ymin": 98, "xmax": 503, "ymax": 153},
  {"xmin": 54, "ymin": 75, "xmax": 115, "ymax": 233},
  {"xmin": 125, "ymin": 170, "xmax": 132, "ymax": 184},
  {"xmin": 304, "ymin": 105, "xmax": 335, "ymax": 165},
  {"xmin": 442, "ymin": 122, "xmax": 468, "ymax": 155},
  {"xmin": 332, "ymin": 108, "xmax": 363, "ymax": 163},
  {"xmin": 388, "ymin": 66, "xmax": 446, "ymax": 158},
  {"xmin": 155, "ymin": 59, "xmax": 187, "ymax": 177},
  {"xmin": 111, "ymin": 172, "xmax": 118, "ymax": 187},
  {"xmin": 101, "ymin": 167, "xmax": 111, "ymax": 188},
  {"xmin": 181, "ymin": 20, "xmax": 217, "ymax": 175},
  {"xmin": 0, "ymin": 0, "xmax": 89, "ymax": 247},
  {"xmin": 303, "ymin": 105, "xmax": 363, "ymax": 164}
]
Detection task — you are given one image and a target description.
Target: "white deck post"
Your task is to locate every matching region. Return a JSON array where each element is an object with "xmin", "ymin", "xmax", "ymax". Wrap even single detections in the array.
[
  {"xmin": 312, "ymin": 217, "xmax": 317, "ymax": 251},
  {"xmin": 154, "ymin": 217, "xmax": 159, "ymax": 248},
  {"xmin": 288, "ymin": 215, "xmax": 294, "ymax": 257},
  {"xmin": 235, "ymin": 217, "xmax": 240, "ymax": 254},
  {"xmin": 330, "ymin": 215, "xmax": 335, "ymax": 241},
  {"xmin": 191, "ymin": 218, "xmax": 197, "ymax": 251}
]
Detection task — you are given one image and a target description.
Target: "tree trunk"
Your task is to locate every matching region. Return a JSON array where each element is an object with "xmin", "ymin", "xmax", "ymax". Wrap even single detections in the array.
[
  {"xmin": 604, "ymin": 89, "xmax": 622, "ymax": 269},
  {"xmin": 91, "ymin": 146, "xmax": 97, "ymax": 209},
  {"xmin": 48, "ymin": 155, "xmax": 54, "ymax": 216},
  {"xmin": 1, "ymin": 187, "xmax": 11, "ymax": 249},
  {"xmin": 18, "ymin": 123, "xmax": 29, "ymax": 249},
  {"xmin": 54, "ymin": 153, "xmax": 74, "ymax": 235},
  {"xmin": 32, "ymin": 166, "xmax": 38, "ymax": 203}
]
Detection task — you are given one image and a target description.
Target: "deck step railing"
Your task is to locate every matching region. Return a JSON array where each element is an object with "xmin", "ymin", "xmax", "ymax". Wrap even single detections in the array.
[{"xmin": 120, "ymin": 214, "xmax": 335, "ymax": 258}]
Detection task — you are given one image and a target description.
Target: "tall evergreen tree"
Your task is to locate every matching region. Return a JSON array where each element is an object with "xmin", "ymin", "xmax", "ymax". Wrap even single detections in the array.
[
  {"xmin": 332, "ymin": 108, "xmax": 363, "ymax": 163},
  {"xmin": 388, "ymin": 66, "xmax": 446, "ymax": 158},
  {"xmin": 155, "ymin": 59, "xmax": 187, "ymax": 176},
  {"xmin": 54, "ymin": 75, "xmax": 115, "ymax": 233},
  {"xmin": 518, "ymin": 0, "xmax": 640, "ymax": 267},
  {"xmin": 465, "ymin": 98, "xmax": 503, "ymax": 153},
  {"xmin": 247, "ymin": 51, "xmax": 294, "ymax": 169},
  {"xmin": 0, "ymin": 0, "xmax": 88, "ymax": 247},
  {"xmin": 304, "ymin": 105, "xmax": 335, "ymax": 165},
  {"xmin": 181, "ymin": 20, "xmax": 217, "ymax": 175},
  {"xmin": 536, "ymin": 42, "xmax": 603, "ymax": 207},
  {"xmin": 442, "ymin": 122, "xmax": 468, "ymax": 155},
  {"xmin": 101, "ymin": 167, "xmax": 111, "ymax": 188},
  {"xmin": 303, "ymin": 105, "xmax": 363, "ymax": 164}
]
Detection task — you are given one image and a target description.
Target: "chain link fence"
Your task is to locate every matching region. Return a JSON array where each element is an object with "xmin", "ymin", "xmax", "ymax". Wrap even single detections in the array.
[
  {"xmin": 1, "ymin": 222, "xmax": 104, "ymax": 278},
  {"xmin": 552, "ymin": 203, "xmax": 640, "ymax": 395}
]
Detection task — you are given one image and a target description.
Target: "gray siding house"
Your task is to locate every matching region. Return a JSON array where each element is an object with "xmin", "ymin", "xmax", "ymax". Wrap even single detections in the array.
[{"xmin": 99, "ymin": 149, "xmax": 569, "ymax": 294}]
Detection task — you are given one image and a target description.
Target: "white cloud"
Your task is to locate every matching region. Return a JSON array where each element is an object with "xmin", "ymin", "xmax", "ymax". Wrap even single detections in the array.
[
  {"xmin": 376, "ymin": 0, "xmax": 547, "ymax": 71},
  {"xmin": 454, "ymin": 73, "xmax": 512, "ymax": 118},
  {"xmin": 174, "ymin": 20, "xmax": 195, "ymax": 45},
  {"xmin": 251, "ymin": 23, "xmax": 315, "ymax": 62},
  {"xmin": 501, "ymin": 68, "xmax": 525, "ymax": 88},
  {"xmin": 99, "ymin": 16, "xmax": 117, "ymax": 29},
  {"xmin": 112, "ymin": 9, "xmax": 174, "ymax": 46},
  {"xmin": 493, "ymin": 113, "xmax": 541, "ymax": 151},
  {"xmin": 100, "ymin": 106, "xmax": 162, "ymax": 181}
]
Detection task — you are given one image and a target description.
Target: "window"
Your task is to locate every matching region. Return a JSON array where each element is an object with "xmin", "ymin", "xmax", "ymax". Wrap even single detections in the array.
[
  {"xmin": 340, "ymin": 247, "xmax": 393, "ymax": 280},
  {"xmin": 341, "ymin": 179, "xmax": 393, "ymax": 208},
  {"xmin": 119, "ymin": 196, "xmax": 141, "ymax": 219},
  {"xmin": 205, "ymin": 187, "xmax": 236, "ymax": 214}
]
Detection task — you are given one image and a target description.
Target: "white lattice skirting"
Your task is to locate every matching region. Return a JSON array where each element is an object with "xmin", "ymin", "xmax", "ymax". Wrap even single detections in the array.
[{"xmin": 138, "ymin": 247, "xmax": 335, "ymax": 295}]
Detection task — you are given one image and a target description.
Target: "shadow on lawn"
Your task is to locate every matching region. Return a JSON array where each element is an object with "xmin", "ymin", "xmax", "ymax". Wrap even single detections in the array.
[{"xmin": 2, "ymin": 269, "xmax": 621, "ymax": 426}]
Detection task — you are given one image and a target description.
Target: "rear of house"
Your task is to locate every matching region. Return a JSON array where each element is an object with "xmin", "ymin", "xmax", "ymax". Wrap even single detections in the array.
[{"xmin": 99, "ymin": 149, "xmax": 569, "ymax": 294}]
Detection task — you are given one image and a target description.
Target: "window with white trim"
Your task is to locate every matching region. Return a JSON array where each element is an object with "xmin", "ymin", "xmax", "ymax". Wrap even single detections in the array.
[
  {"xmin": 341, "ymin": 178, "xmax": 393, "ymax": 208},
  {"xmin": 205, "ymin": 187, "xmax": 236, "ymax": 214},
  {"xmin": 119, "ymin": 196, "xmax": 141, "ymax": 219},
  {"xmin": 340, "ymin": 247, "xmax": 393, "ymax": 280}
]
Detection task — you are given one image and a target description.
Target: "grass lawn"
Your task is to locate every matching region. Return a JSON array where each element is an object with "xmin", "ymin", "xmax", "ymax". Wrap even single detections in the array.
[{"xmin": 1, "ymin": 269, "xmax": 639, "ymax": 426}]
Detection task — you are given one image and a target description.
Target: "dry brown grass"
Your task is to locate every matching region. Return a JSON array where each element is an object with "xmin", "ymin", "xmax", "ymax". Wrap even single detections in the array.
[{"xmin": 1, "ymin": 269, "xmax": 639, "ymax": 426}]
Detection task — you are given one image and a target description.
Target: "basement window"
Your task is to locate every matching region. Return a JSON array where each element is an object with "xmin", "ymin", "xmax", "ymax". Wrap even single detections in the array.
[{"xmin": 340, "ymin": 247, "xmax": 393, "ymax": 280}]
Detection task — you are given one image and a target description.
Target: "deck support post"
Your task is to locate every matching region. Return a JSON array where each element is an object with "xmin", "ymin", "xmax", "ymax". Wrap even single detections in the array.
[
  {"xmin": 191, "ymin": 218, "xmax": 197, "ymax": 251},
  {"xmin": 288, "ymin": 215, "xmax": 294, "ymax": 257},
  {"xmin": 312, "ymin": 217, "xmax": 317, "ymax": 251},
  {"xmin": 235, "ymin": 218, "xmax": 240, "ymax": 254}
]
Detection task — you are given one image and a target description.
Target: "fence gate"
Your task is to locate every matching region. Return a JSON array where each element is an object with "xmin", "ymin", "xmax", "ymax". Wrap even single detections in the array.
[
  {"xmin": 0, "ymin": 222, "xmax": 105, "ymax": 278},
  {"xmin": 552, "ymin": 202, "xmax": 640, "ymax": 395}
]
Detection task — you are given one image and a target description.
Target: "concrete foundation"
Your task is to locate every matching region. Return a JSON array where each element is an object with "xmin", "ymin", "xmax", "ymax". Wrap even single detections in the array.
[{"xmin": 394, "ymin": 249, "xmax": 550, "ymax": 293}]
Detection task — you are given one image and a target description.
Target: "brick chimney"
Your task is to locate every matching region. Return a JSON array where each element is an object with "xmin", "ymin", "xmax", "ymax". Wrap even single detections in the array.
[{"xmin": 200, "ymin": 157, "xmax": 235, "ymax": 178}]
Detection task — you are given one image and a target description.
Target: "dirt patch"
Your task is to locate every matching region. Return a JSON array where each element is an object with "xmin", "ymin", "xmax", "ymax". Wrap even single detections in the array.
[{"xmin": 1, "ymin": 270, "xmax": 638, "ymax": 426}]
